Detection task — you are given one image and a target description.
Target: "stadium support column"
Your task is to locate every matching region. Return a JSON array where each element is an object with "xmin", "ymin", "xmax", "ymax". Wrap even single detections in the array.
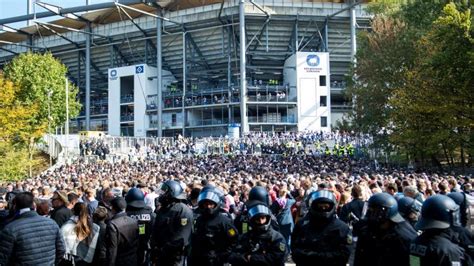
[
  {"xmin": 157, "ymin": 10, "xmax": 163, "ymax": 137},
  {"xmin": 350, "ymin": 1, "xmax": 357, "ymax": 62},
  {"xmin": 182, "ymin": 32, "xmax": 186, "ymax": 137},
  {"xmin": 85, "ymin": 22, "xmax": 91, "ymax": 131},
  {"xmin": 239, "ymin": 0, "xmax": 248, "ymax": 135}
]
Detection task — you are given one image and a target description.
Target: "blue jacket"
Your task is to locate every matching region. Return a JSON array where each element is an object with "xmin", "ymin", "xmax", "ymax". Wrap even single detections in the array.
[{"xmin": 0, "ymin": 211, "xmax": 65, "ymax": 266}]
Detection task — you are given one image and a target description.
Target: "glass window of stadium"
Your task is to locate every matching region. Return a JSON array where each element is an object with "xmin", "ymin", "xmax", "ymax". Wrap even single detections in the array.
[{"xmin": 321, "ymin": 116, "xmax": 328, "ymax": 127}]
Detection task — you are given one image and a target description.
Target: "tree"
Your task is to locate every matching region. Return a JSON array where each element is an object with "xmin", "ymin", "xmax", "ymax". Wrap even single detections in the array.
[
  {"xmin": 3, "ymin": 52, "xmax": 81, "ymax": 136},
  {"xmin": 346, "ymin": 0, "xmax": 474, "ymax": 167},
  {"xmin": 0, "ymin": 74, "xmax": 43, "ymax": 181}
]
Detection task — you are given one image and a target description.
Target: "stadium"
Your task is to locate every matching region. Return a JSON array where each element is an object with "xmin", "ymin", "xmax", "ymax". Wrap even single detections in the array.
[{"xmin": 0, "ymin": 0, "xmax": 371, "ymax": 137}]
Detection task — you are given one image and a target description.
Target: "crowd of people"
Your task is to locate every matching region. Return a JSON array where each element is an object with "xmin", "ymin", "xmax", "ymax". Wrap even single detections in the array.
[
  {"xmin": 0, "ymin": 132, "xmax": 473, "ymax": 265},
  {"xmin": 89, "ymin": 131, "xmax": 370, "ymax": 160}
]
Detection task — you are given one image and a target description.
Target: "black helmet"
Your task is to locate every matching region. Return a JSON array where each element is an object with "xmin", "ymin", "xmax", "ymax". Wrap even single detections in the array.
[
  {"xmin": 125, "ymin": 188, "xmax": 145, "ymax": 208},
  {"xmin": 158, "ymin": 180, "xmax": 186, "ymax": 207},
  {"xmin": 448, "ymin": 192, "xmax": 467, "ymax": 227},
  {"xmin": 397, "ymin": 196, "xmax": 422, "ymax": 223},
  {"xmin": 366, "ymin": 193, "xmax": 404, "ymax": 223},
  {"xmin": 248, "ymin": 186, "xmax": 269, "ymax": 206},
  {"xmin": 307, "ymin": 190, "xmax": 336, "ymax": 221},
  {"xmin": 248, "ymin": 203, "xmax": 272, "ymax": 233},
  {"xmin": 198, "ymin": 187, "xmax": 221, "ymax": 217},
  {"xmin": 160, "ymin": 180, "xmax": 186, "ymax": 200},
  {"xmin": 416, "ymin": 195, "xmax": 460, "ymax": 230}
]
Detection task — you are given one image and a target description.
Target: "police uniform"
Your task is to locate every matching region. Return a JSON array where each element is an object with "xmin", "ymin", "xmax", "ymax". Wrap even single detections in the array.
[
  {"xmin": 189, "ymin": 212, "xmax": 238, "ymax": 266},
  {"xmin": 152, "ymin": 201, "xmax": 193, "ymax": 266},
  {"xmin": 291, "ymin": 216, "xmax": 351, "ymax": 266},
  {"xmin": 228, "ymin": 227, "xmax": 286, "ymax": 266},
  {"xmin": 410, "ymin": 229, "xmax": 467, "ymax": 266},
  {"xmin": 354, "ymin": 193, "xmax": 417, "ymax": 266},
  {"xmin": 292, "ymin": 190, "xmax": 351, "ymax": 266},
  {"xmin": 229, "ymin": 204, "xmax": 286, "ymax": 266},
  {"xmin": 354, "ymin": 220, "xmax": 416, "ymax": 266},
  {"xmin": 127, "ymin": 206, "xmax": 155, "ymax": 265},
  {"xmin": 151, "ymin": 180, "xmax": 193, "ymax": 264}
]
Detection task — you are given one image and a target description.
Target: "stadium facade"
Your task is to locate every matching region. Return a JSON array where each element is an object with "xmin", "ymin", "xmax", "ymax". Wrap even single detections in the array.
[{"xmin": 0, "ymin": 0, "xmax": 371, "ymax": 137}]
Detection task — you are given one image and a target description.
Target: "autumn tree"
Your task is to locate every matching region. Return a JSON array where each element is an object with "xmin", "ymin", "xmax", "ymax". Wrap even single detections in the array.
[{"xmin": 0, "ymin": 74, "xmax": 42, "ymax": 181}]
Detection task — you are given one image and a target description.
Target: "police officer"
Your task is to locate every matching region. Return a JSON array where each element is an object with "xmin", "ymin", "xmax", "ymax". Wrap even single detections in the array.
[
  {"xmin": 354, "ymin": 193, "xmax": 417, "ymax": 266},
  {"xmin": 448, "ymin": 192, "xmax": 474, "ymax": 262},
  {"xmin": 291, "ymin": 190, "xmax": 351, "ymax": 266},
  {"xmin": 410, "ymin": 195, "xmax": 468, "ymax": 266},
  {"xmin": 189, "ymin": 187, "xmax": 238, "ymax": 266},
  {"xmin": 229, "ymin": 203, "xmax": 286, "ymax": 266},
  {"xmin": 151, "ymin": 180, "xmax": 193, "ymax": 266},
  {"xmin": 234, "ymin": 186, "xmax": 279, "ymax": 234},
  {"xmin": 397, "ymin": 196, "xmax": 422, "ymax": 229},
  {"xmin": 125, "ymin": 188, "xmax": 155, "ymax": 266}
]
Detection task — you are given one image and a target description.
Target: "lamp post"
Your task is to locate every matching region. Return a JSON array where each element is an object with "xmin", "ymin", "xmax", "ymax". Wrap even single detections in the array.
[{"xmin": 48, "ymin": 89, "xmax": 53, "ymax": 167}]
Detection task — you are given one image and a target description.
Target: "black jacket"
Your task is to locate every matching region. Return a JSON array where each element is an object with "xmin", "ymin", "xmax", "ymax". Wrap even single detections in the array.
[
  {"xmin": 152, "ymin": 201, "xmax": 193, "ymax": 266},
  {"xmin": 451, "ymin": 226, "xmax": 474, "ymax": 262},
  {"xmin": 50, "ymin": 205, "xmax": 73, "ymax": 228},
  {"xmin": 189, "ymin": 212, "xmax": 238, "ymax": 266},
  {"xmin": 228, "ymin": 228, "xmax": 286, "ymax": 266},
  {"xmin": 354, "ymin": 220, "xmax": 417, "ymax": 266},
  {"xmin": 105, "ymin": 212, "xmax": 139, "ymax": 266},
  {"xmin": 411, "ymin": 229, "xmax": 468, "ymax": 266},
  {"xmin": 291, "ymin": 215, "xmax": 351, "ymax": 266},
  {"xmin": 339, "ymin": 199, "xmax": 366, "ymax": 224},
  {"xmin": 127, "ymin": 206, "xmax": 155, "ymax": 265},
  {"xmin": 93, "ymin": 220, "xmax": 107, "ymax": 266},
  {"xmin": 0, "ymin": 211, "xmax": 65, "ymax": 265}
]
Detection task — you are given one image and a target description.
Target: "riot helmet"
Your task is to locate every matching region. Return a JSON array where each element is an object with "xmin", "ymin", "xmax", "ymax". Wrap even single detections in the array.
[
  {"xmin": 198, "ymin": 187, "xmax": 221, "ymax": 217},
  {"xmin": 307, "ymin": 190, "xmax": 336, "ymax": 222},
  {"xmin": 125, "ymin": 188, "xmax": 145, "ymax": 209},
  {"xmin": 158, "ymin": 180, "xmax": 186, "ymax": 207},
  {"xmin": 248, "ymin": 186, "xmax": 270, "ymax": 206},
  {"xmin": 416, "ymin": 195, "xmax": 460, "ymax": 230},
  {"xmin": 397, "ymin": 196, "xmax": 422, "ymax": 226},
  {"xmin": 248, "ymin": 203, "xmax": 272, "ymax": 233},
  {"xmin": 366, "ymin": 193, "xmax": 404, "ymax": 224},
  {"xmin": 447, "ymin": 192, "xmax": 468, "ymax": 227}
]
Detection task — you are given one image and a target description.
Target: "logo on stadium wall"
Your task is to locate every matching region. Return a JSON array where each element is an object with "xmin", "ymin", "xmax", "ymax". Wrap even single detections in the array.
[
  {"xmin": 109, "ymin": 69, "xmax": 118, "ymax": 80},
  {"xmin": 136, "ymin": 65, "xmax": 144, "ymax": 74},
  {"xmin": 306, "ymin": 54, "xmax": 320, "ymax": 67}
]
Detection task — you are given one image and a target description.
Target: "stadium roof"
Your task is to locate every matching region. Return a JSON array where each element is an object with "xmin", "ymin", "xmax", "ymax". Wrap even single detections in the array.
[{"xmin": 0, "ymin": 0, "xmax": 371, "ymax": 99}]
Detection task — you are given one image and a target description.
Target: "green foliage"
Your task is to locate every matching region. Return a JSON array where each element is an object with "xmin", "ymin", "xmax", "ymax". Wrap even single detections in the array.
[
  {"xmin": 346, "ymin": 1, "xmax": 474, "ymax": 167},
  {"xmin": 0, "ymin": 142, "xmax": 34, "ymax": 182},
  {"xmin": 4, "ymin": 52, "xmax": 81, "ymax": 135}
]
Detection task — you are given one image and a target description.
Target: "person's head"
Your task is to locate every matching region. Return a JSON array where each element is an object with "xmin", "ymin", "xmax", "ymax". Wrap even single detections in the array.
[
  {"xmin": 248, "ymin": 203, "xmax": 272, "ymax": 234},
  {"xmin": 67, "ymin": 193, "xmax": 80, "ymax": 208},
  {"xmin": 385, "ymin": 183, "xmax": 398, "ymax": 195},
  {"xmin": 307, "ymin": 190, "xmax": 337, "ymax": 223},
  {"xmin": 73, "ymin": 202, "xmax": 92, "ymax": 240},
  {"xmin": 158, "ymin": 180, "xmax": 186, "ymax": 207},
  {"xmin": 397, "ymin": 196, "xmax": 422, "ymax": 227},
  {"xmin": 93, "ymin": 206, "xmax": 108, "ymax": 224},
  {"xmin": 248, "ymin": 186, "xmax": 269, "ymax": 206},
  {"xmin": 35, "ymin": 200, "xmax": 50, "ymax": 216},
  {"xmin": 197, "ymin": 187, "xmax": 221, "ymax": 217},
  {"xmin": 102, "ymin": 188, "xmax": 115, "ymax": 204},
  {"xmin": 351, "ymin": 184, "xmax": 363, "ymax": 199},
  {"xmin": 51, "ymin": 191, "xmax": 68, "ymax": 209},
  {"xmin": 366, "ymin": 193, "xmax": 404, "ymax": 229},
  {"xmin": 12, "ymin": 192, "xmax": 34, "ymax": 211},
  {"xmin": 416, "ymin": 195, "xmax": 459, "ymax": 231},
  {"xmin": 125, "ymin": 188, "xmax": 145, "ymax": 209},
  {"xmin": 85, "ymin": 188, "xmax": 96, "ymax": 199},
  {"xmin": 111, "ymin": 197, "xmax": 127, "ymax": 215},
  {"xmin": 403, "ymin": 186, "xmax": 418, "ymax": 199},
  {"xmin": 447, "ymin": 192, "xmax": 467, "ymax": 227}
]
